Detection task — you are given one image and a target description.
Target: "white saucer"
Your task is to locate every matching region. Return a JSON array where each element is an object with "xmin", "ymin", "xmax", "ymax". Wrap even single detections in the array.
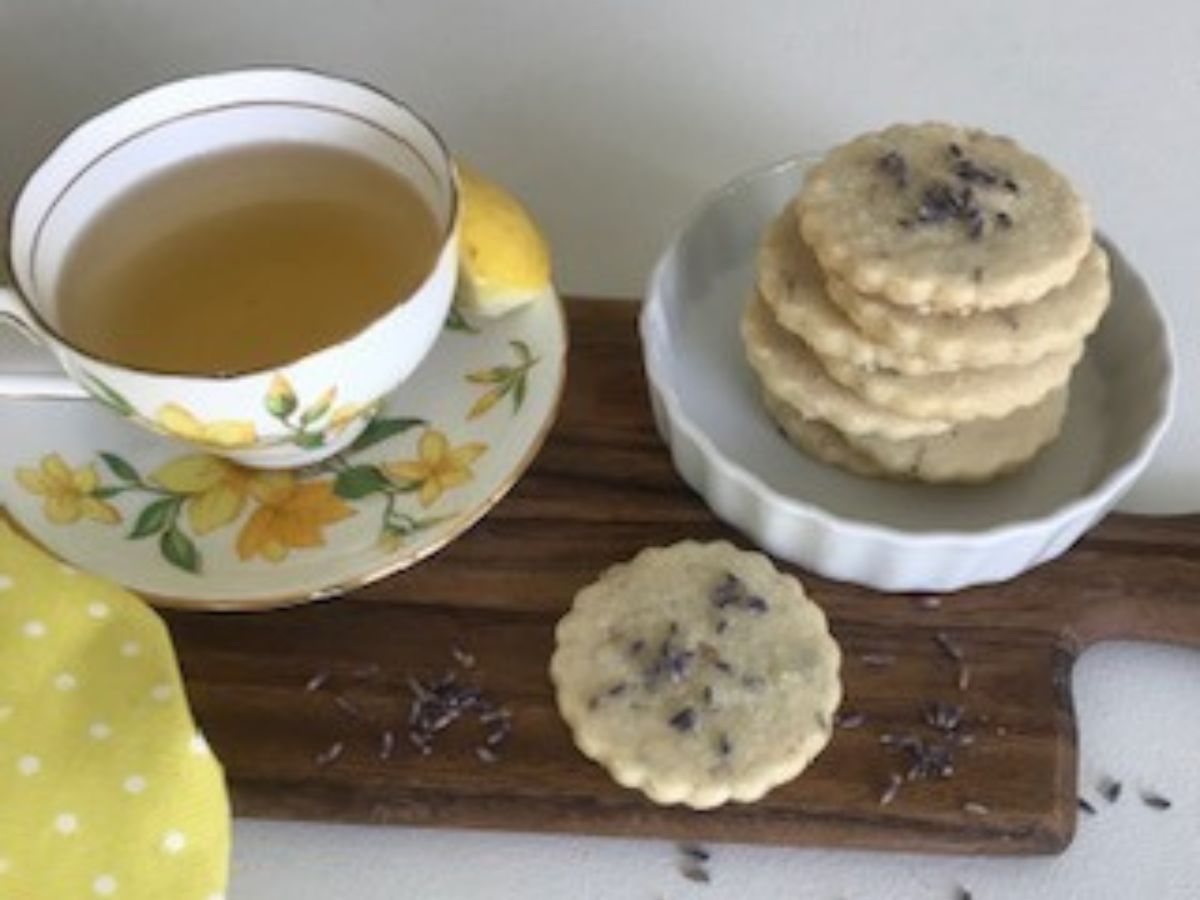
[
  {"xmin": 0, "ymin": 295, "xmax": 566, "ymax": 609},
  {"xmin": 641, "ymin": 157, "xmax": 1174, "ymax": 592}
]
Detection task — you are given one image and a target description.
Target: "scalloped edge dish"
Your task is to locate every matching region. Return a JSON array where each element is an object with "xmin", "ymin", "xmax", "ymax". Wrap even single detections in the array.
[{"xmin": 640, "ymin": 156, "xmax": 1174, "ymax": 592}]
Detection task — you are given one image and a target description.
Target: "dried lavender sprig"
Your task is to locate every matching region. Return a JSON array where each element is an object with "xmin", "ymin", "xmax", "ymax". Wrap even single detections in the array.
[
  {"xmin": 934, "ymin": 631, "xmax": 965, "ymax": 662},
  {"xmin": 835, "ymin": 710, "xmax": 867, "ymax": 730},
  {"xmin": 1098, "ymin": 776, "xmax": 1123, "ymax": 804},
  {"xmin": 304, "ymin": 670, "xmax": 331, "ymax": 693},
  {"xmin": 861, "ymin": 652, "xmax": 897, "ymax": 668},
  {"xmin": 678, "ymin": 843, "xmax": 711, "ymax": 863},
  {"xmin": 879, "ymin": 772, "xmax": 903, "ymax": 806},
  {"xmin": 1141, "ymin": 790, "xmax": 1172, "ymax": 811},
  {"xmin": 314, "ymin": 741, "xmax": 344, "ymax": 767}
]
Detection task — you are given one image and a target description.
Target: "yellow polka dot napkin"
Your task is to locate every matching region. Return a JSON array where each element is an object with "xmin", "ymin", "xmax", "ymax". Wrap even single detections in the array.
[{"xmin": 0, "ymin": 521, "xmax": 229, "ymax": 899}]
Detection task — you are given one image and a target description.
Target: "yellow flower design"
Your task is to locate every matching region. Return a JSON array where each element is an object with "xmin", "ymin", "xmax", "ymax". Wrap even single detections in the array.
[
  {"xmin": 235, "ymin": 478, "xmax": 355, "ymax": 563},
  {"xmin": 383, "ymin": 429, "xmax": 487, "ymax": 508},
  {"xmin": 265, "ymin": 374, "xmax": 299, "ymax": 418},
  {"xmin": 156, "ymin": 404, "xmax": 258, "ymax": 449},
  {"xmin": 151, "ymin": 455, "xmax": 290, "ymax": 536},
  {"xmin": 329, "ymin": 402, "xmax": 368, "ymax": 435},
  {"xmin": 16, "ymin": 454, "xmax": 121, "ymax": 526}
]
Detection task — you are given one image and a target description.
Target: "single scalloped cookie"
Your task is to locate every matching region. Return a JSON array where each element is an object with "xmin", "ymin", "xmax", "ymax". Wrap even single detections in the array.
[
  {"xmin": 758, "ymin": 206, "xmax": 957, "ymax": 375},
  {"xmin": 741, "ymin": 293, "xmax": 954, "ymax": 440},
  {"xmin": 819, "ymin": 340, "xmax": 1081, "ymax": 422},
  {"xmin": 827, "ymin": 244, "xmax": 1110, "ymax": 369},
  {"xmin": 550, "ymin": 540, "xmax": 842, "ymax": 809},
  {"xmin": 796, "ymin": 122, "xmax": 1091, "ymax": 312},
  {"xmin": 762, "ymin": 385, "xmax": 1068, "ymax": 483}
]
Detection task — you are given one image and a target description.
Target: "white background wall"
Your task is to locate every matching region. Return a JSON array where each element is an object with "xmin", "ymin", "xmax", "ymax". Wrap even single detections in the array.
[{"xmin": 2, "ymin": 3, "xmax": 1199, "ymax": 897}]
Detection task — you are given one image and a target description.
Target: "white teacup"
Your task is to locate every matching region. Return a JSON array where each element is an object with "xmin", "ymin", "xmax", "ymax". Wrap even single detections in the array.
[{"xmin": 0, "ymin": 68, "xmax": 459, "ymax": 468}]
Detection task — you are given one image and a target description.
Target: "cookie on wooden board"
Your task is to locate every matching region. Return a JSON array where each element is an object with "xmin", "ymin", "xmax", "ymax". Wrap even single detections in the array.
[{"xmin": 550, "ymin": 541, "xmax": 842, "ymax": 809}]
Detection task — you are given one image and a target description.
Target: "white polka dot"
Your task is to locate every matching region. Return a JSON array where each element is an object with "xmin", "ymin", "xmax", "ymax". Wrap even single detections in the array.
[
  {"xmin": 88, "ymin": 721, "xmax": 113, "ymax": 741},
  {"xmin": 205, "ymin": 894, "xmax": 224, "ymax": 900},
  {"xmin": 87, "ymin": 601, "xmax": 111, "ymax": 619},
  {"xmin": 22, "ymin": 620, "xmax": 46, "ymax": 639},
  {"xmin": 122, "ymin": 774, "xmax": 147, "ymax": 795},
  {"xmin": 0, "ymin": 857, "xmax": 10, "ymax": 874},
  {"xmin": 17, "ymin": 755, "xmax": 40, "ymax": 776},
  {"xmin": 189, "ymin": 732, "xmax": 211, "ymax": 756},
  {"xmin": 53, "ymin": 671, "xmax": 78, "ymax": 692},
  {"xmin": 150, "ymin": 683, "xmax": 172, "ymax": 702},
  {"xmin": 119, "ymin": 640, "xmax": 141, "ymax": 658},
  {"xmin": 0, "ymin": 574, "xmax": 12, "ymax": 591},
  {"xmin": 0, "ymin": 705, "xmax": 12, "ymax": 723},
  {"xmin": 53, "ymin": 812, "xmax": 79, "ymax": 835},
  {"xmin": 161, "ymin": 829, "xmax": 187, "ymax": 854},
  {"xmin": 92, "ymin": 873, "xmax": 117, "ymax": 895}
]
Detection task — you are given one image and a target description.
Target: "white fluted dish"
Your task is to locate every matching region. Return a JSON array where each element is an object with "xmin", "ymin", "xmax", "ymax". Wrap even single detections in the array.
[{"xmin": 641, "ymin": 157, "xmax": 1174, "ymax": 592}]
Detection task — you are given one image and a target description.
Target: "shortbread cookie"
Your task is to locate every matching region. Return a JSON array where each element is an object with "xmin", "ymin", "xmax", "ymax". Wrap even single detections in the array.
[
  {"xmin": 820, "ymin": 341, "xmax": 1081, "ymax": 422},
  {"xmin": 550, "ymin": 541, "xmax": 842, "ymax": 809},
  {"xmin": 759, "ymin": 392, "xmax": 885, "ymax": 477},
  {"xmin": 763, "ymin": 386, "xmax": 1068, "ymax": 483},
  {"xmin": 827, "ymin": 244, "xmax": 1110, "ymax": 369},
  {"xmin": 741, "ymin": 294, "xmax": 953, "ymax": 440},
  {"xmin": 796, "ymin": 122, "xmax": 1091, "ymax": 312},
  {"xmin": 758, "ymin": 207, "xmax": 956, "ymax": 375}
]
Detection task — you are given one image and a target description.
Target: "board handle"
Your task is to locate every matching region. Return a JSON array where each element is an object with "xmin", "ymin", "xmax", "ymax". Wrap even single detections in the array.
[{"xmin": 1068, "ymin": 518, "xmax": 1200, "ymax": 649}]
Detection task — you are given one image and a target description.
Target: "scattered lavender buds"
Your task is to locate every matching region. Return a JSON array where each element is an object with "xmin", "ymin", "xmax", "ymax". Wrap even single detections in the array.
[
  {"xmin": 677, "ymin": 843, "xmax": 713, "ymax": 884},
  {"xmin": 679, "ymin": 843, "xmax": 711, "ymax": 863},
  {"xmin": 314, "ymin": 741, "xmax": 345, "ymax": 768},
  {"xmin": 878, "ymin": 150, "xmax": 909, "ymax": 188},
  {"xmin": 877, "ymin": 142, "xmax": 1019, "ymax": 239},
  {"xmin": 879, "ymin": 772, "xmax": 904, "ymax": 806},
  {"xmin": 304, "ymin": 670, "xmax": 331, "ymax": 693},
  {"xmin": 1141, "ymin": 790, "xmax": 1172, "ymax": 811},
  {"xmin": 860, "ymin": 652, "xmax": 897, "ymax": 668},
  {"xmin": 710, "ymin": 572, "xmax": 770, "ymax": 615},
  {"xmin": 451, "ymin": 646, "xmax": 476, "ymax": 669},
  {"xmin": 963, "ymin": 801, "xmax": 990, "ymax": 816},
  {"xmin": 1098, "ymin": 776, "xmax": 1123, "ymax": 804},
  {"xmin": 669, "ymin": 707, "xmax": 698, "ymax": 733},
  {"xmin": 934, "ymin": 631, "xmax": 965, "ymax": 663},
  {"xmin": 924, "ymin": 701, "xmax": 965, "ymax": 733},
  {"xmin": 835, "ymin": 710, "xmax": 867, "ymax": 730},
  {"xmin": 307, "ymin": 647, "xmax": 515, "ymax": 766}
]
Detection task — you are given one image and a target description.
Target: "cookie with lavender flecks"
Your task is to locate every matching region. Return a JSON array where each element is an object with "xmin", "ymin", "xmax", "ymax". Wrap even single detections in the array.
[
  {"xmin": 796, "ymin": 122, "xmax": 1092, "ymax": 312},
  {"xmin": 550, "ymin": 541, "xmax": 842, "ymax": 809}
]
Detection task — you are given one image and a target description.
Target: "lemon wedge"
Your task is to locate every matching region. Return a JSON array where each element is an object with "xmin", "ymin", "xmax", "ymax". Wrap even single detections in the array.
[{"xmin": 454, "ymin": 162, "xmax": 552, "ymax": 317}]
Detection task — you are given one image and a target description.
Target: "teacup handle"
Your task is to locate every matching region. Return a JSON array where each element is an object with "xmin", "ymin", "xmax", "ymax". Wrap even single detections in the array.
[{"xmin": 0, "ymin": 286, "xmax": 89, "ymax": 399}]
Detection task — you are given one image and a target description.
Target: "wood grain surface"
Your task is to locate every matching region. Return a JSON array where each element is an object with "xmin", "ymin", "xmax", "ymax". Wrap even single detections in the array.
[{"xmin": 164, "ymin": 299, "xmax": 1200, "ymax": 855}]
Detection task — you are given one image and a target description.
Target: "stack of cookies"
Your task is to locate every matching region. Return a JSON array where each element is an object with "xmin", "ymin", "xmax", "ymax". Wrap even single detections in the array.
[{"xmin": 742, "ymin": 123, "xmax": 1111, "ymax": 483}]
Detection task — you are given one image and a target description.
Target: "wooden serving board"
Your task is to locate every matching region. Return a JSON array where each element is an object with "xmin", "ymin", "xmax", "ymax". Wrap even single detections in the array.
[{"xmin": 164, "ymin": 299, "xmax": 1200, "ymax": 855}]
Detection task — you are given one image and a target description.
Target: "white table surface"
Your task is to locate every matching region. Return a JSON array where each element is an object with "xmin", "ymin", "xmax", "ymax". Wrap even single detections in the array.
[{"xmin": 1, "ymin": 2, "xmax": 1198, "ymax": 897}]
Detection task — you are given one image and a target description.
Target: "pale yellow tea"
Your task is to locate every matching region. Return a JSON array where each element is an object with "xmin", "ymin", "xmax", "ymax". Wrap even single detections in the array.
[{"xmin": 58, "ymin": 143, "xmax": 441, "ymax": 374}]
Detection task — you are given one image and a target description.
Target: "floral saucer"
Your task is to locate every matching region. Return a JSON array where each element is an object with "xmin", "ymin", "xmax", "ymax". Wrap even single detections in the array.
[{"xmin": 0, "ymin": 295, "xmax": 566, "ymax": 610}]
